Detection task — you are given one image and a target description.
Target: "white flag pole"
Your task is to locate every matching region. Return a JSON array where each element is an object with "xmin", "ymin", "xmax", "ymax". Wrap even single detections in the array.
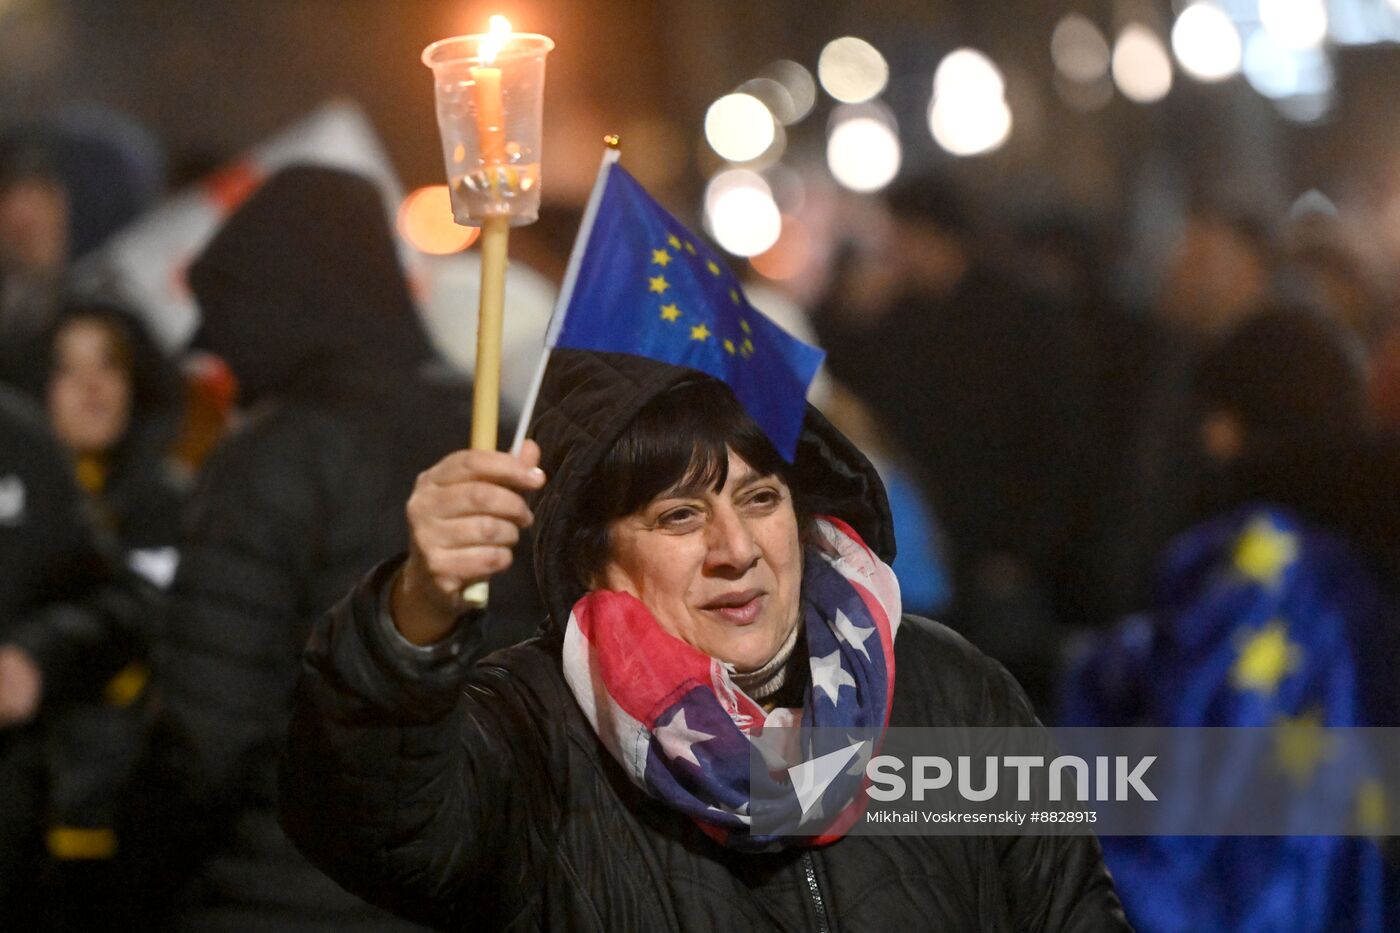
[{"xmin": 510, "ymin": 139, "xmax": 623, "ymax": 455}]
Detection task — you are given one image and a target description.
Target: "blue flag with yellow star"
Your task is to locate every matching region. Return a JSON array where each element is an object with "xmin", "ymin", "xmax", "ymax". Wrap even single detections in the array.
[
  {"xmin": 547, "ymin": 159, "xmax": 824, "ymax": 460},
  {"xmin": 1059, "ymin": 505, "xmax": 1397, "ymax": 932}
]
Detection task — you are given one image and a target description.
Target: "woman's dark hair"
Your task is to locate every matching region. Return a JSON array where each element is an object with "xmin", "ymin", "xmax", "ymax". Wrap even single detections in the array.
[{"xmin": 567, "ymin": 378, "xmax": 813, "ymax": 592}]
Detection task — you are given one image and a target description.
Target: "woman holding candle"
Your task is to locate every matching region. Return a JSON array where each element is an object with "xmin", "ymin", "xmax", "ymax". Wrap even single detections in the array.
[{"xmin": 280, "ymin": 349, "xmax": 1129, "ymax": 931}]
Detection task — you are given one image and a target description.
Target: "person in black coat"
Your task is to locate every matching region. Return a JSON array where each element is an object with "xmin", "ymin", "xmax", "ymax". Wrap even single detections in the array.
[
  {"xmin": 279, "ymin": 349, "xmax": 1128, "ymax": 931},
  {"xmin": 0, "ymin": 385, "xmax": 152, "ymax": 927},
  {"xmin": 150, "ymin": 165, "xmax": 541, "ymax": 931}
]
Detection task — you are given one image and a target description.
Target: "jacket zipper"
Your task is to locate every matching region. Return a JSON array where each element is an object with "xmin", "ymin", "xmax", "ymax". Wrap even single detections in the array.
[{"xmin": 801, "ymin": 851, "xmax": 831, "ymax": 933}]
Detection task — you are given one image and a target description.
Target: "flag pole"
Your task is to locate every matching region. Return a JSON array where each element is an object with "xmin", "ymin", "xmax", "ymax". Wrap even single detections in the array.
[{"xmin": 510, "ymin": 136, "xmax": 623, "ymax": 455}]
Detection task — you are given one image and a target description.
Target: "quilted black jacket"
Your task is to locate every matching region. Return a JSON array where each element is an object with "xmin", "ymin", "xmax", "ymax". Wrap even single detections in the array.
[{"xmin": 280, "ymin": 350, "xmax": 1131, "ymax": 931}]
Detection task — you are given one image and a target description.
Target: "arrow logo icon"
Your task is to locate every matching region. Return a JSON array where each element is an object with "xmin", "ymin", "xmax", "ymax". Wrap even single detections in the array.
[{"xmin": 788, "ymin": 740, "xmax": 867, "ymax": 816}]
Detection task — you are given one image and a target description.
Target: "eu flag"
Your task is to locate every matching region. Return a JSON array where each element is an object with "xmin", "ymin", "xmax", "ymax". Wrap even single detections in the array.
[
  {"xmin": 1059, "ymin": 506, "xmax": 1398, "ymax": 932},
  {"xmin": 548, "ymin": 158, "xmax": 825, "ymax": 460}
]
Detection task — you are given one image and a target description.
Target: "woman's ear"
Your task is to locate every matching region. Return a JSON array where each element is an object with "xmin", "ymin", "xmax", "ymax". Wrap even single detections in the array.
[{"xmin": 1201, "ymin": 409, "xmax": 1244, "ymax": 464}]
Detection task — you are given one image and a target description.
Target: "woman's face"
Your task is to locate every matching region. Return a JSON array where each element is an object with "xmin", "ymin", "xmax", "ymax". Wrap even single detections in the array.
[
  {"xmin": 600, "ymin": 448, "xmax": 803, "ymax": 672},
  {"xmin": 48, "ymin": 319, "xmax": 132, "ymax": 456}
]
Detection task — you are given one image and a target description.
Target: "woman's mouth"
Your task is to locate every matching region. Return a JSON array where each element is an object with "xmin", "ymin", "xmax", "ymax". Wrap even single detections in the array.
[{"xmin": 701, "ymin": 590, "xmax": 766, "ymax": 625}]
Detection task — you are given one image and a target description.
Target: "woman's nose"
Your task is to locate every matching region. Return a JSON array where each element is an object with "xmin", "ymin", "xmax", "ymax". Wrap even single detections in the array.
[{"xmin": 705, "ymin": 506, "xmax": 760, "ymax": 572}]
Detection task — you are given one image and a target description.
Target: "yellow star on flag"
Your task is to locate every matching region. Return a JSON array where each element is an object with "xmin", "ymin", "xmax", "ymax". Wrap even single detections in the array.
[
  {"xmin": 1355, "ymin": 778, "xmax": 1389, "ymax": 836},
  {"xmin": 741, "ymin": 338, "xmax": 755, "ymax": 357},
  {"xmin": 652, "ymin": 248, "xmax": 672, "ymax": 267},
  {"xmin": 723, "ymin": 339, "xmax": 736, "ymax": 355},
  {"xmin": 649, "ymin": 275, "xmax": 669, "ymax": 295},
  {"xmin": 1231, "ymin": 618, "xmax": 1303, "ymax": 697},
  {"xmin": 706, "ymin": 260, "xmax": 721, "ymax": 276},
  {"xmin": 1273, "ymin": 709, "xmax": 1336, "ymax": 786},
  {"xmin": 1233, "ymin": 514, "xmax": 1299, "ymax": 586},
  {"xmin": 667, "ymin": 233, "xmax": 682, "ymax": 249},
  {"xmin": 740, "ymin": 319, "xmax": 751, "ymax": 334},
  {"xmin": 659, "ymin": 303, "xmax": 681, "ymax": 322},
  {"xmin": 729, "ymin": 288, "xmax": 741, "ymax": 305},
  {"xmin": 684, "ymin": 241, "xmax": 697, "ymax": 255},
  {"xmin": 690, "ymin": 323, "xmax": 711, "ymax": 342}
]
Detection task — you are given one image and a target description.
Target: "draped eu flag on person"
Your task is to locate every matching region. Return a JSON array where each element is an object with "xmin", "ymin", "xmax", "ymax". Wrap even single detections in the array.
[
  {"xmin": 1059, "ymin": 506, "xmax": 1398, "ymax": 933},
  {"xmin": 546, "ymin": 158, "xmax": 824, "ymax": 461}
]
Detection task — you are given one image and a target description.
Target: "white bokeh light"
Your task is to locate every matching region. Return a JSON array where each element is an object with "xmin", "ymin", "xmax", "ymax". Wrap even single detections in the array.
[
  {"xmin": 929, "ymin": 96, "xmax": 1013, "ymax": 156},
  {"xmin": 1051, "ymin": 14, "xmax": 1112, "ymax": 83},
  {"xmin": 761, "ymin": 60, "xmax": 818, "ymax": 124},
  {"xmin": 1172, "ymin": 3, "xmax": 1243, "ymax": 81},
  {"xmin": 826, "ymin": 108, "xmax": 901, "ymax": 192},
  {"xmin": 1112, "ymin": 25, "xmax": 1174, "ymax": 103},
  {"xmin": 736, "ymin": 78, "xmax": 798, "ymax": 127},
  {"xmin": 1259, "ymin": 0, "xmax": 1329, "ymax": 50},
  {"xmin": 818, "ymin": 36, "xmax": 889, "ymax": 103},
  {"xmin": 934, "ymin": 48, "xmax": 1006, "ymax": 101},
  {"xmin": 929, "ymin": 47, "xmax": 1013, "ymax": 157},
  {"xmin": 704, "ymin": 170, "xmax": 782, "ymax": 257},
  {"xmin": 704, "ymin": 93, "xmax": 776, "ymax": 163},
  {"xmin": 1243, "ymin": 29, "xmax": 1300, "ymax": 98}
]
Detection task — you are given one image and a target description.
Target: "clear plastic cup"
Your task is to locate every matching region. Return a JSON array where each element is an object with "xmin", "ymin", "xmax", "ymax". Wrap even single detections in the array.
[{"xmin": 422, "ymin": 33, "xmax": 554, "ymax": 226}]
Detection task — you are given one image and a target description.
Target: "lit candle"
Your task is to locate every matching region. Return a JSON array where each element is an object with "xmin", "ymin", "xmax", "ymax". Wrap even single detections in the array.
[{"xmin": 472, "ymin": 15, "xmax": 512, "ymax": 168}]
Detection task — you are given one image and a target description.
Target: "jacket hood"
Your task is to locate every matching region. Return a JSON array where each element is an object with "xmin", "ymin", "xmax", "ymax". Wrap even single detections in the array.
[
  {"xmin": 187, "ymin": 165, "xmax": 434, "ymax": 406},
  {"xmin": 527, "ymin": 349, "xmax": 894, "ymax": 628}
]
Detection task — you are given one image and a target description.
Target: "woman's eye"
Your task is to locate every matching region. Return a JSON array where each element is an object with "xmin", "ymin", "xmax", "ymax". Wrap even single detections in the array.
[
  {"xmin": 657, "ymin": 507, "xmax": 701, "ymax": 528},
  {"xmin": 744, "ymin": 488, "xmax": 782, "ymax": 509}
]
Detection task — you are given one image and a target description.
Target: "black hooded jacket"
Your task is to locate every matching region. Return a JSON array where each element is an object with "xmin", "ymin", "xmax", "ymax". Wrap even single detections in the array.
[
  {"xmin": 279, "ymin": 349, "xmax": 1129, "ymax": 931},
  {"xmin": 152, "ymin": 166, "xmax": 540, "ymax": 930}
]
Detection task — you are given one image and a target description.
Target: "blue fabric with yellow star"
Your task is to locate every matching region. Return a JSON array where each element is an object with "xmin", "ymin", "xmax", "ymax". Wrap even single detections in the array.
[
  {"xmin": 1060, "ymin": 505, "xmax": 1397, "ymax": 932},
  {"xmin": 552, "ymin": 164, "xmax": 825, "ymax": 460}
]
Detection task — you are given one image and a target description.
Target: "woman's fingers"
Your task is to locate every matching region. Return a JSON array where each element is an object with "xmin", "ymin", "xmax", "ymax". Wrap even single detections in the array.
[
  {"xmin": 394, "ymin": 442, "xmax": 548, "ymax": 638},
  {"xmin": 418, "ymin": 514, "xmax": 521, "ymax": 551},
  {"xmin": 422, "ymin": 441, "xmax": 545, "ymax": 492}
]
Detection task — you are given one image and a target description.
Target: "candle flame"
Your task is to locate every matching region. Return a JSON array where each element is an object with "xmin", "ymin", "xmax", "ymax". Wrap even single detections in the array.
[{"xmin": 480, "ymin": 15, "xmax": 513, "ymax": 65}]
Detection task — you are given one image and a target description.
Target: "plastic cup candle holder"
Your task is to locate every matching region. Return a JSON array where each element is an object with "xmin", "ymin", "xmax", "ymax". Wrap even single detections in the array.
[{"xmin": 422, "ymin": 24, "xmax": 554, "ymax": 225}]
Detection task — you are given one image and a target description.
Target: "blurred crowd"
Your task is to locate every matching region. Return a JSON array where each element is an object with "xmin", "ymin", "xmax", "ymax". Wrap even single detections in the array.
[{"xmin": 1, "ymin": 105, "xmax": 1397, "ymax": 930}]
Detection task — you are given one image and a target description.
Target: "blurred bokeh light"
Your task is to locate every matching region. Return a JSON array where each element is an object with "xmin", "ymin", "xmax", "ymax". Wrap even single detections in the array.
[
  {"xmin": 1112, "ymin": 25, "xmax": 1174, "ymax": 104},
  {"xmin": 826, "ymin": 104, "xmax": 901, "ymax": 192},
  {"xmin": 749, "ymin": 214, "xmax": 812, "ymax": 281},
  {"xmin": 929, "ymin": 48, "xmax": 1012, "ymax": 157},
  {"xmin": 1259, "ymin": 0, "xmax": 1329, "ymax": 51},
  {"xmin": 1172, "ymin": 4, "xmax": 1243, "ymax": 82},
  {"xmin": 758, "ymin": 60, "xmax": 817, "ymax": 125},
  {"xmin": 704, "ymin": 93, "xmax": 776, "ymax": 163},
  {"xmin": 818, "ymin": 36, "xmax": 889, "ymax": 104},
  {"xmin": 397, "ymin": 185, "xmax": 478, "ymax": 254},
  {"xmin": 704, "ymin": 168, "xmax": 782, "ymax": 257},
  {"xmin": 1051, "ymin": 14, "xmax": 1112, "ymax": 84}
]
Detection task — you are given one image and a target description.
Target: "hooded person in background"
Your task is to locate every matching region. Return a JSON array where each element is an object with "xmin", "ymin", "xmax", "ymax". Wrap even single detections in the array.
[
  {"xmin": 38, "ymin": 301, "xmax": 186, "ymax": 568},
  {"xmin": 0, "ymin": 385, "xmax": 154, "ymax": 929},
  {"xmin": 144, "ymin": 165, "xmax": 542, "ymax": 931},
  {"xmin": 8, "ymin": 301, "xmax": 187, "ymax": 929}
]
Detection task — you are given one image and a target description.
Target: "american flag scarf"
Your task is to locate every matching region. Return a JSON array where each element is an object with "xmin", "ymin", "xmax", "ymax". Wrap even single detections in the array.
[{"xmin": 562, "ymin": 517, "xmax": 901, "ymax": 851}]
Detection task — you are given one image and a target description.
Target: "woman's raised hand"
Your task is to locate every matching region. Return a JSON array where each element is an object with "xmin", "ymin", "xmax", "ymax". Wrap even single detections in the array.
[{"xmin": 391, "ymin": 440, "xmax": 546, "ymax": 646}]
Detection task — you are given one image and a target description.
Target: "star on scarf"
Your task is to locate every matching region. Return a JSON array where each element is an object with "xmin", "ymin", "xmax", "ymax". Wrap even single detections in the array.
[
  {"xmin": 830, "ymin": 609, "xmax": 875, "ymax": 661},
  {"xmin": 811, "ymin": 649, "xmax": 856, "ymax": 705},
  {"xmin": 656, "ymin": 708, "xmax": 715, "ymax": 768}
]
